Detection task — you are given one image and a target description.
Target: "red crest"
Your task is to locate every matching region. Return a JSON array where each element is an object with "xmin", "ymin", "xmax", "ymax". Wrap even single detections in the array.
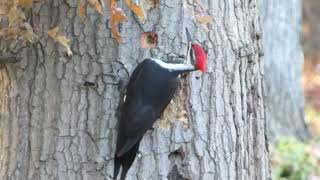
[{"xmin": 192, "ymin": 44, "xmax": 206, "ymax": 73}]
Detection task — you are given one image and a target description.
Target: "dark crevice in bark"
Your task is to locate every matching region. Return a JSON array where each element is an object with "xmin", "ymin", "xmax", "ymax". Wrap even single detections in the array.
[
  {"xmin": 0, "ymin": 0, "xmax": 270, "ymax": 179},
  {"xmin": 168, "ymin": 147, "xmax": 189, "ymax": 180},
  {"xmin": 167, "ymin": 165, "xmax": 189, "ymax": 180},
  {"xmin": 0, "ymin": 55, "xmax": 21, "ymax": 64}
]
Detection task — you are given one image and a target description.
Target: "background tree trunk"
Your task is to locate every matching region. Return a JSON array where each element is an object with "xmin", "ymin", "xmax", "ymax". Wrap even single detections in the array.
[
  {"xmin": 260, "ymin": 0, "xmax": 310, "ymax": 140},
  {"xmin": 0, "ymin": 0, "xmax": 269, "ymax": 179}
]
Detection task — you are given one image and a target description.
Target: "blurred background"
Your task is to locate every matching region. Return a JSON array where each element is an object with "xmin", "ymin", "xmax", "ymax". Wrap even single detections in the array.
[
  {"xmin": 303, "ymin": 0, "xmax": 320, "ymax": 139},
  {"xmin": 269, "ymin": 0, "xmax": 320, "ymax": 179}
]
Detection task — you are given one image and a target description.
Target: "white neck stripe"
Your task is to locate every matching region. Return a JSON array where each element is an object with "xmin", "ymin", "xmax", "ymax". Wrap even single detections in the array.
[{"xmin": 150, "ymin": 58, "xmax": 195, "ymax": 72}]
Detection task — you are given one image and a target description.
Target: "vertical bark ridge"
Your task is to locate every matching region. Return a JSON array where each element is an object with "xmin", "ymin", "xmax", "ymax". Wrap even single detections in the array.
[{"xmin": 0, "ymin": 0, "xmax": 269, "ymax": 179}]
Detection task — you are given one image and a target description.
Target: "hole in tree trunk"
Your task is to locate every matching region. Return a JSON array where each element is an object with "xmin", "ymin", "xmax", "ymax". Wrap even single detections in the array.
[
  {"xmin": 167, "ymin": 165, "xmax": 189, "ymax": 180},
  {"xmin": 140, "ymin": 32, "xmax": 158, "ymax": 48},
  {"xmin": 168, "ymin": 147, "xmax": 185, "ymax": 160},
  {"xmin": 167, "ymin": 147, "xmax": 190, "ymax": 180}
]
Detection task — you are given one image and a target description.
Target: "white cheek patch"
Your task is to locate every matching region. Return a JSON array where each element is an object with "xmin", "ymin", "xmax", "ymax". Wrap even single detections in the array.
[
  {"xmin": 150, "ymin": 58, "xmax": 194, "ymax": 72},
  {"xmin": 123, "ymin": 94, "xmax": 127, "ymax": 102}
]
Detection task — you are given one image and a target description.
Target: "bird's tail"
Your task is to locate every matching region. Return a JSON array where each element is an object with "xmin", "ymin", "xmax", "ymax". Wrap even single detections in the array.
[
  {"xmin": 120, "ymin": 166, "xmax": 130, "ymax": 180},
  {"xmin": 113, "ymin": 157, "xmax": 129, "ymax": 180},
  {"xmin": 113, "ymin": 142, "xmax": 141, "ymax": 180},
  {"xmin": 113, "ymin": 157, "xmax": 121, "ymax": 180}
]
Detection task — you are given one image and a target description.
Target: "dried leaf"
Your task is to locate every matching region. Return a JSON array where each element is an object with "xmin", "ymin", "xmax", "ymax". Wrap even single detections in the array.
[
  {"xmin": 110, "ymin": 7, "xmax": 127, "ymax": 22},
  {"xmin": 196, "ymin": 15, "xmax": 213, "ymax": 24},
  {"xmin": 18, "ymin": 0, "xmax": 33, "ymax": 8},
  {"xmin": 56, "ymin": 36, "xmax": 73, "ymax": 56},
  {"xmin": 125, "ymin": 0, "xmax": 145, "ymax": 21},
  {"xmin": 140, "ymin": 0, "xmax": 158, "ymax": 11},
  {"xmin": 5, "ymin": 27, "xmax": 19, "ymax": 40},
  {"xmin": 77, "ymin": 0, "xmax": 86, "ymax": 21},
  {"xmin": 47, "ymin": 26, "xmax": 59, "ymax": 38},
  {"xmin": 78, "ymin": 3, "xmax": 85, "ymax": 22},
  {"xmin": 88, "ymin": 0, "xmax": 103, "ymax": 15},
  {"xmin": 108, "ymin": 0, "xmax": 127, "ymax": 43},
  {"xmin": 48, "ymin": 27, "xmax": 73, "ymax": 56},
  {"xmin": 0, "ymin": 0, "xmax": 10, "ymax": 15},
  {"xmin": 8, "ymin": 7, "xmax": 26, "ymax": 27},
  {"xmin": 20, "ymin": 23, "xmax": 38, "ymax": 42},
  {"xmin": 195, "ymin": 14, "xmax": 213, "ymax": 32}
]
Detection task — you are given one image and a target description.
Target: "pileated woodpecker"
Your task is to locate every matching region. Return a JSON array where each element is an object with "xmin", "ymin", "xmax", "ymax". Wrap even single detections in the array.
[{"xmin": 113, "ymin": 29, "xmax": 206, "ymax": 180}]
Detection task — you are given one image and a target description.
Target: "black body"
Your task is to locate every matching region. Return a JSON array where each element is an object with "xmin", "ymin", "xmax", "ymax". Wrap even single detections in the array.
[{"xmin": 114, "ymin": 58, "xmax": 187, "ymax": 180}]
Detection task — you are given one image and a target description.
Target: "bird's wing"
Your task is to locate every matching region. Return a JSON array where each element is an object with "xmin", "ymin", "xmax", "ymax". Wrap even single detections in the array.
[
  {"xmin": 116, "ymin": 59, "xmax": 180, "ymax": 157},
  {"xmin": 155, "ymin": 78, "xmax": 180, "ymax": 118},
  {"xmin": 116, "ymin": 104, "xmax": 156, "ymax": 157},
  {"xmin": 127, "ymin": 62, "xmax": 144, "ymax": 88},
  {"xmin": 115, "ymin": 60, "xmax": 151, "ymax": 156}
]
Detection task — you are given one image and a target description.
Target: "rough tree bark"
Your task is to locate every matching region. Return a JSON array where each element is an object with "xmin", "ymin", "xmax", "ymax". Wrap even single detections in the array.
[
  {"xmin": 260, "ymin": 0, "xmax": 310, "ymax": 140},
  {"xmin": 0, "ymin": 0, "xmax": 269, "ymax": 179}
]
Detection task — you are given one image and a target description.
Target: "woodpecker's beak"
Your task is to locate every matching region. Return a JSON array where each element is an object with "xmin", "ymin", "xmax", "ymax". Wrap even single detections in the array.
[
  {"xmin": 185, "ymin": 28, "xmax": 195, "ymax": 65},
  {"xmin": 186, "ymin": 28, "xmax": 192, "ymax": 45}
]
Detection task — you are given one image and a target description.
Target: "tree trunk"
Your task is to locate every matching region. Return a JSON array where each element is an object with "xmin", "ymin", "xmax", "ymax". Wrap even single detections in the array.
[
  {"xmin": 260, "ymin": 0, "xmax": 310, "ymax": 140},
  {"xmin": 0, "ymin": 0, "xmax": 269, "ymax": 179}
]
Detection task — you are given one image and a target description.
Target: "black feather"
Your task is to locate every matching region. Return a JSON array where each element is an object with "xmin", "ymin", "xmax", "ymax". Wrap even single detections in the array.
[{"xmin": 113, "ymin": 59, "xmax": 181, "ymax": 180}]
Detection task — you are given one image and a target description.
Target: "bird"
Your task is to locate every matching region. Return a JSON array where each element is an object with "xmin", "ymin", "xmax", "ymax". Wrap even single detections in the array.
[{"xmin": 113, "ymin": 28, "xmax": 206, "ymax": 180}]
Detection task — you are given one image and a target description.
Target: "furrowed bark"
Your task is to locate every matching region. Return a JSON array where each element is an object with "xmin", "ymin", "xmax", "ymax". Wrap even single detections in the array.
[{"xmin": 0, "ymin": 0, "xmax": 269, "ymax": 179}]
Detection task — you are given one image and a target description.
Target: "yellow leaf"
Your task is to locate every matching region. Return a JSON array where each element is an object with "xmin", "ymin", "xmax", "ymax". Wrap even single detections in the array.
[
  {"xmin": 47, "ymin": 27, "xmax": 73, "ymax": 56},
  {"xmin": 125, "ymin": 0, "xmax": 145, "ymax": 21},
  {"xmin": 18, "ymin": 0, "xmax": 33, "ymax": 8},
  {"xmin": 88, "ymin": 0, "xmax": 103, "ymax": 15}
]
